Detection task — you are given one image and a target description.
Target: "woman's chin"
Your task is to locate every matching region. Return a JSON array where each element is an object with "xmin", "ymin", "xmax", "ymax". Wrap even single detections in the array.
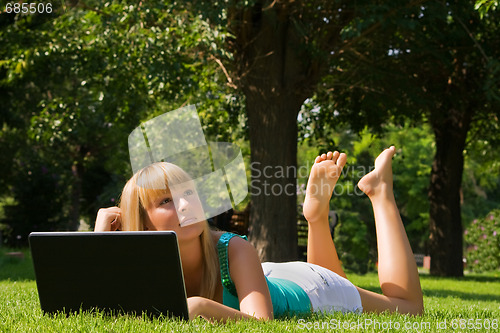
[{"xmin": 177, "ymin": 221, "xmax": 205, "ymax": 240}]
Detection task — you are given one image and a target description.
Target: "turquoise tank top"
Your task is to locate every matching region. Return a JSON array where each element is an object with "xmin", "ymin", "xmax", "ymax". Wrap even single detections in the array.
[{"xmin": 217, "ymin": 232, "xmax": 311, "ymax": 318}]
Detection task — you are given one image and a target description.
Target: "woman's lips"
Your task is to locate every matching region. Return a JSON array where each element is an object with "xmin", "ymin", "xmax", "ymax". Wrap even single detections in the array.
[{"xmin": 180, "ymin": 217, "xmax": 198, "ymax": 226}]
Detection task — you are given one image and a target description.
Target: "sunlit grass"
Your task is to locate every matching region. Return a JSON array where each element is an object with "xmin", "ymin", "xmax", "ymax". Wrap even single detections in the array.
[{"xmin": 1, "ymin": 248, "xmax": 498, "ymax": 332}]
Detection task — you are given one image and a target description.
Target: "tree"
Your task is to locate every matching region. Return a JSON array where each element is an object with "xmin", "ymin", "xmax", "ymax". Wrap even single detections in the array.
[
  {"xmin": 306, "ymin": 0, "xmax": 500, "ymax": 276},
  {"xmin": 190, "ymin": 0, "xmax": 412, "ymax": 261},
  {"xmin": 0, "ymin": 1, "xmax": 236, "ymax": 242},
  {"xmin": 4, "ymin": 0, "xmax": 496, "ymax": 274}
]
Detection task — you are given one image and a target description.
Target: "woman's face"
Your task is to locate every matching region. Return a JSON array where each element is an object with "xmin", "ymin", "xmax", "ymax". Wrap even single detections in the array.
[{"xmin": 143, "ymin": 183, "xmax": 205, "ymax": 241}]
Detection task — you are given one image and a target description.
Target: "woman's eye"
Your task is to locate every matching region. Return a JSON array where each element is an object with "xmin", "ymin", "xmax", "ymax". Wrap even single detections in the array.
[
  {"xmin": 160, "ymin": 197, "xmax": 172, "ymax": 205},
  {"xmin": 184, "ymin": 189, "xmax": 194, "ymax": 196}
]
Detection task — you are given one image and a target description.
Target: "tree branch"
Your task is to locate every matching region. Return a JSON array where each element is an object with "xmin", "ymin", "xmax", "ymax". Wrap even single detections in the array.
[
  {"xmin": 455, "ymin": 16, "xmax": 489, "ymax": 63},
  {"xmin": 209, "ymin": 54, "xmax": 238, "ymax": 89}
]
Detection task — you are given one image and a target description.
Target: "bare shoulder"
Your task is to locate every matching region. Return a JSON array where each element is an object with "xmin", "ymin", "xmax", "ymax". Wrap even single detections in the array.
[
  {"xmin": 210, "ymin": 230, "xmax": 254, "ymax": 253},
  {"xmin": 225, "ymin": 235, "xmax": 262, "ymax": 275},
  {"xmin": 226, "ymin": 234, "xmax": 256, "ymax": 257},
  {"xmin": 209, "ymin": 230, "xmax": 260, "ymax": 265}
]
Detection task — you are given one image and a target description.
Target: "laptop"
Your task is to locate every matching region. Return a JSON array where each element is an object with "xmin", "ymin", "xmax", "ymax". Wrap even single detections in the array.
[{"xmin": 29, "ymin": 231, "xmax": 189, "ymax": 319}]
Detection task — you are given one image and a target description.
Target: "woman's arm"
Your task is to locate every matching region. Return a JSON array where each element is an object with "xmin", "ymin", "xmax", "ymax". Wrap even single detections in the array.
[
  {"xmin": 187, "ymin": 296, "xmax": 262, "ymax": 322},
  {"xmin": 227, "ymin": 236, "xmax": 274, "ymax": 319}
]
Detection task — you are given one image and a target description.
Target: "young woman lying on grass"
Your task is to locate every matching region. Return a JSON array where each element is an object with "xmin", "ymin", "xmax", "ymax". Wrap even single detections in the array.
[{"xmin": 94, "ymin": 146, "xmax": 423, "ymax": 321}]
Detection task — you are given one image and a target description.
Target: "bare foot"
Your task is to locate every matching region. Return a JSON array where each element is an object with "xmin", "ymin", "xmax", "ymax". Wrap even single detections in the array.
[
  {"xmin": 357, "ymin": 146, "xmax": 396, "ymax": 198},
  {"xmin": 303, "ymin": 151, "xmax": 347, "ymax": 223}
]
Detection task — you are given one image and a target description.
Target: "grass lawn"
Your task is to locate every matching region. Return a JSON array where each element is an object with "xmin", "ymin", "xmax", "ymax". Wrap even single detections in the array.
[{"xmin": 1, "ymin": 247, "xmax": 499, "ymax": 332}]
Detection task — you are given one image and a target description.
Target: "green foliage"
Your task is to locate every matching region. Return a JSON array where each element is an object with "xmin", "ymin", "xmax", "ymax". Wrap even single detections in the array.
[
  {"xmin": 464, "ymin": 209, "xmax": 500, "ymax": 272},
  {"xmin": 341, "ymin": 124, "xmax": 435, "ymax": 268},
  {"xmin": 462, "ymin": 135, "xmax": 500, "ymax": 224},
  {"xmin": 305, "ymin": 0, "xmax": 500, "ymax": 276},
  {"xmin": 0, "ymin": 0, "xmax": 244, "ymax": 243},
  {"xmin": 1, "ymin": 0, "xmax": 500, "ymax": 271},
  {"xmin": 334, "ymin": 211, "xmax": 371, "ymax": 274},
  {"xmin": 300, "ymin": 118, "xmax": 500, "ymax": 273},
  {"xmin": 476, "ymin": 0, "xmax": 499, "ymax": 18},
  {"xmin": 297, "ymin": 122, "xmax": 435, "ymax": 273}
]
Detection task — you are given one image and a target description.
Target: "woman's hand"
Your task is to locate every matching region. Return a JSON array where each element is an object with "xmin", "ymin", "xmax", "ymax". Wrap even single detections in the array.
[
  {"xmin": 187, "ymin": 296, "xmax": 263, "ymax": 322},
  {"xmin": 187, "ymin": 296, "xmax": 206, "ymax": 320},
  {"xmin": 94, "ymin": 207, "xmax": 122, "ymax": 231}
]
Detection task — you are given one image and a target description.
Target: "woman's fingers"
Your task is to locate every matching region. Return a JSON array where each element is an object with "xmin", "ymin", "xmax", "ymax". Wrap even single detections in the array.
[
  {"xmin": 95, "ymin": 207, "xmax": 122, "ymax": 231},
  {"xmin": 110, "ymin": 214, "xmax": 122, "ymax": 231}
]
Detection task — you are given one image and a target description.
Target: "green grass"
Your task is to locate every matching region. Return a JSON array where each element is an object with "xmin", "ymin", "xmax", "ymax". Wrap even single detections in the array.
[{"xmin": 1, "ymin": 248, "xmax": 499, "ymax": 332}]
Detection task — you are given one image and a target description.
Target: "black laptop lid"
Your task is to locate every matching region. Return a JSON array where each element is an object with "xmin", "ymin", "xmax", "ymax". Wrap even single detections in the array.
[{"xmin": 29, "ymin": 231, "xmax": 189, "ymax": 319}]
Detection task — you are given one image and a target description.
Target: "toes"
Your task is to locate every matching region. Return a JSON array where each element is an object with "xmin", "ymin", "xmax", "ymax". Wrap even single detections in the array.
[
  {"xmin": 316, "ymin": 151, "xmax": 345, "ymax": 164},
  {"xmin": 337, "ymin": 153, "xmax": 347, "ymax": 168},
  {"xmin": 374, "ymin": 147, "xmax": 396, "ymax": 168},
  {"xmin": 332, "ymin": 151, "xmax": 340, "ymax": 162},
  {"xmin": 382, "ymin": 146, "xmax": 396, "ymax": 158},
  {"xmin": 326, "ymin": 151, "xmax": 339, "ymax": 162},
  {"xmin": 383, "ymin": 146, "xmax": 396, "ymax": 156}
]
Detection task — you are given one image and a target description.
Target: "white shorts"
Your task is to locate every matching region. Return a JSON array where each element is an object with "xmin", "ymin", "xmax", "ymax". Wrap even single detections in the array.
[{"xmin": 261, "ymin": 261, "xmax": 363, "ymax": 314}]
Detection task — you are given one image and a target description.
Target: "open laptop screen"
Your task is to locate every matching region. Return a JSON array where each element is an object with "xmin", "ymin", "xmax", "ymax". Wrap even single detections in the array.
[{"xmin": 29, "ymin": 231, "xmax": 189, "ymax": 319}]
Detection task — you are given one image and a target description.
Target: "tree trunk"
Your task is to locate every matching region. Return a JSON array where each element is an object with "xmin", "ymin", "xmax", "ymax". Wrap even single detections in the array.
[
  {"xmin": 428, "ymin": 108, "xmax": 472, "ymax": 276},
  {"xmin": 228, "ymin": 6, "xmax": 323, "ymax": 261},
  {"xmin": 246, "ymin": 94, "xmax": 303, "ymax": 261},
  {"xmin": 68, "ymin": 158, "xmax": 83, "ymax": 231},
  {"xmin": 227, "ymin": 2, "xmax": 340, "ymax": 261}
]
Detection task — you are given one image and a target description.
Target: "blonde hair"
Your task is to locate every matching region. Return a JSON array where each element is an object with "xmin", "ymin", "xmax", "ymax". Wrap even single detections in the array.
[{"xmin": 119, "ymin": 162, "xmax": 219, "ymax": 299}]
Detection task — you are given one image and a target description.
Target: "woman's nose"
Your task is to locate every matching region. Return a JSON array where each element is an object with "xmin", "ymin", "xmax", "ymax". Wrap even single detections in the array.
[{"xmin": 177, "ymin": 197, "xmax": 189, "ymax": 212}]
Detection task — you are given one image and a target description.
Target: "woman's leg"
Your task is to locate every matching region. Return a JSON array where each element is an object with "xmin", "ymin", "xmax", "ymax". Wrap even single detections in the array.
[
  {"xmin": 303, "ymin": 151, "xmax": 347, "ymax": 278},
  {"xmin": 303, "ymin": 147, "xmax": 423, "ymax": 315},
  {"xmin": 356, "ymin": 146, "xmax": 423, "ymax": 314}
]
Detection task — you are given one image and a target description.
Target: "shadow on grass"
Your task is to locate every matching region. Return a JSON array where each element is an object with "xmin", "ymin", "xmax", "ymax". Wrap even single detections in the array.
[
  {"xmin": 418, "ymin": 274, "xmax": 500, "ymax": 302},
  {"xmin": 356, "ymin": 274, "xmax": 500, "ymax": 304},
  {"xmin": 420, "ymin": 274, "xmax": 500, "ymax": 283},
  {"xmin": 456, "ymin": 274, "xmax": 500, "ymax": 283},
  {"xmin": 0, "ymin": 248, "xmax": 36, "ymax": 281},
  {"xmin": 421, "ymin": 289, "xmax": 500, "ymax": 303}
]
